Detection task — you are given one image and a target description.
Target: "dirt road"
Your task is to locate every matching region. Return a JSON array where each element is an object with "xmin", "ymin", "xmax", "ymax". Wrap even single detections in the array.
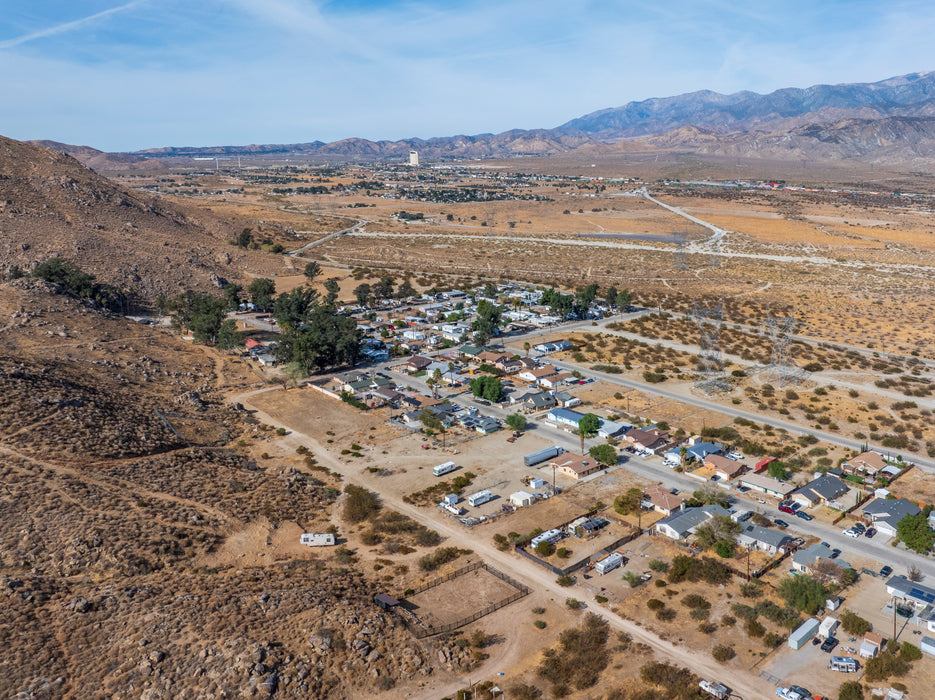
[{"xmin": 235, "ymin": 387, "xmax": 775, "ymax": 700}]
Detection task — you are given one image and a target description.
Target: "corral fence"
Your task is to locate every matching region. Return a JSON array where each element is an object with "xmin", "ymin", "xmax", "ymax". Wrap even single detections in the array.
[{"xmin": 394, "ymin": 562, "xmax": 530, "ymax": 639}]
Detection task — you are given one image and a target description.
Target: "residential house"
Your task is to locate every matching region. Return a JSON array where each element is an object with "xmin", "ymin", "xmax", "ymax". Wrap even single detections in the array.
[
  {"xmin": 476, "ymin": 350, "xmax": 510, "ymax": 365},
  {"xmin": 706, "ymin": 454, "xmax": 746, "ymax": 481},
  {"xmin": 546, "ymin": 407, "xmax": 585, "ymax": 429},
  {"xmin": 552, "ymin": 390, "xmax": 581, "ymax": 408},
  {"xmin": 791, "ymin": 475, "xmax": 850, "ymax": 508},
  {"xmin": 406, "ymin": 356, "xmax": 433, "ymax": 373},
  {"xmin": 523, "ymin": 391, "xmax": 557, "ymax": 412},
  {"xmin": 655, "ymin": 504, "xmax": 730, "ymax": 540},
  {"xmin": 400, "ymin": 394, "xmax": 442, "ymax": 410},
  {"xmin": 539, "ymin": 371, "xmax": 574, "ymax": 389},
  {"xmin": 597, "ymin": 418, "xmax": 631, "ymax": 439},
  {"xmin": 887, "ymin": 575, "xmax": 935, "ymax": 610},
  {"xmin": 551, "ymin": 454, "xmax": 602, "ymax": 480},
  {"xmin": 534, "ymin": 340, "xmax": 574, "ymax": 354},
  {"xmin": 372, "ymin": 387, "xmax": 403, "ymax": 407},
  {"xmin": 737, "ymin": 473, "xmax": 796, "ymax": 499},
  {"xmin": 861, "ymin": 498, "xmax": 921, "ymax": 537},
  {"xmin": 644, "ymin": 485, "xmax": 684, "ymax": 516},
  {"xmin": 791, "ymin": 543, "xmax": 852, "ymax": 575},
  {"xmin": 685, "ymin": 441, "xmax": 723, "ymax": 463},
  {"xmin": 842, "ymin": 451, "xmax": 887, "ymax": 477},
  {"xmin": 626, "ymin": 428, "xmax": 670, "ymax": 454},
  {"xmin": 738, "ymin": 524, "xmax": 792, "ymax": 555}
]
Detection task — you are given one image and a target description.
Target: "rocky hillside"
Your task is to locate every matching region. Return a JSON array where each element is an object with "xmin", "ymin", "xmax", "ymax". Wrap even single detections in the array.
[
  {"xmin": 0, "ymin": 281, "xmax": 439, "ymax": 699},
  {"xmin": 0, "ymin": 136, "xmax": 242, "ymax": 299}
]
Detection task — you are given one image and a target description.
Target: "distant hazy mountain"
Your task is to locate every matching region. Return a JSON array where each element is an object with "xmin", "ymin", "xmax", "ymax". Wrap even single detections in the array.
[
  {"xmin": 31, "ymin": 72, "xmax": 935, "ymax": 166},
  {"xmin": 559, "ymin": 72, "xmax": 935, "ymax": 139}
]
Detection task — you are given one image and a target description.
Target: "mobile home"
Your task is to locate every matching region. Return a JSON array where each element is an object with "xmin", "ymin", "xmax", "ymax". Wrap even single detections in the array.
[
  {"xmin": 300, "ymin": 533, "xmax": 335, "ymax": 547},
  {"xmin": 595, "ymin": 552, "xmax": 624, "ymax": 575},
  {"xmin": 433, "ymin": 461, "xmax": 458, "ymax": 477},
  {"xmin": 467, "ymin": 490, "xmax": 493, "ymax": 507}
]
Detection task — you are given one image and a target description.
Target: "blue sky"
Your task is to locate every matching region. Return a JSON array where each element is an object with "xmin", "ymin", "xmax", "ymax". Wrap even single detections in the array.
[{"xmin": 1, "ymin": 0, "xmax": 934, "ymax": 151}]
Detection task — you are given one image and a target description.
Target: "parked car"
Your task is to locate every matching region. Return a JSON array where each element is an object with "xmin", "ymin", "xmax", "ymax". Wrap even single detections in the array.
[
  {"xmin": 795, "ymin": 511, "xmax": 814, "ymax": 521},
  {"xmin": 864, "ymin": 528, "xmax": 876, "ymax": 538},
  {"xmin": 880, "ymin": 565, "xmax": 893, "ymax": 577},
  {"xmin": 830, "ymin": 548, "xmax": 841, "ymax": 559},
  {"xmin": 774, "ymin": 519, "xmax": 789, "ymax": 529},
  {"xmin": 821, "ymin": 637, "xmax": 839, "ymax": 653},
  {"xmin": 843, "ymin": 529, "xmax": 860, "ymax": 538},
  {"xmin": 779, "ymin": 504, "xmax": 796, "ymax": 514},
  {"xmin": 852, "ymin": 522, "xmax": 866, "ymax": 533},
  {"xmin": 757, "ymin": 498, "xmax": 767, "ymax": 504}
]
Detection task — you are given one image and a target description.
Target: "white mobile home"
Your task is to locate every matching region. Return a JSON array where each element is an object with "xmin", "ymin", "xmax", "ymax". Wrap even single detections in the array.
[
  {"xmin": 300, "ymin": 533, "xmax": 336, "ymax": 547},
  {"xmin": 467, "ymin": 490, "xmax": 493, "ymax": 507},
  {"xmin": 433, "ymin": 461, "xmax": 457, "ymax": 477},
  {"xmin": 595, "ymin": 552, "xmax": 624, "ymax": 575}
]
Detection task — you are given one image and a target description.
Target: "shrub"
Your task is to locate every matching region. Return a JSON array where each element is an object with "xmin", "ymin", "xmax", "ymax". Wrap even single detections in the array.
[
  {"xmin": 533, "ymin": 620, "xmax": 547, "ymax": 629},
  {"xmin": 711, "ymin": 645, "xmax": 735, "ymax": 662},
  {"xmin": 739, "ymin": 581, "xmax": 763, "ymax": 598},
  {"xmin": 622, "ymin": 571, "xmax": 640, "ymax": 588},
  {"xmin": 646, "ymin": 599, "xmax": 665, "ymax": 611},
  {"xmin": 837, "ymin": 681, "xmax": 864, "ymax": 700},
  {"xmin": 556, "ymin": 547, "xmax": 570, "ymax": 559},
  {"xmin": 698, "ymin": 622, "xmax": 718, "ymax": 634},
  {"xmin": 594, "ymin": 595, "xmax": 607, "ymax": 604},
  {"xmin": 720, "ymin": 614, "xmax": 736, "ymax": 627},
  {"xmin": 763, "ymin": 632, "xmax": 784, "ymax": 648},
  {"xmin": 536, "ymin": 613, "xmax": 609, "ymax": 693},
  {"xmin": 900, "ymin": 642, "xmax": 922, "ymax": 661},
  {"xmin": 655, "ymin": 608, "xmax": 677, "ymax": 622},
  {"xmin": 654, "ymin": 579, "xmax": 667, "ymax": 588},
  {"xmin": 681, "ymin": 594, "xmax": 710, "ymax": 610},
  {"xmin": 730, "ymin": 604, "xmax": 758, "ymax": 622},
  {"xmin": 864, "ymin": 651, "xmax": 909, "ymax": 681},
  {"xmin": 744, "ymin": 619, "xmax": 766, "ymax": 638},
  {"xmin": 419, "ymin": 546, "xmax": 470, "ymax": 571},
  {"xmin": 648, "ymin": 559, "xmax": 669, "ymax": 573},
  {"xmin": 840, "ymin": 609, "xmax": 872, "ymax": 636},
  {"xmin": 535, "ymin": 541, "xmax": 554, "ymax": 557},
  {"xmin": 342, "ymin": 484, "xmax": 381, "ymax": 523},
  {"xmin": 566, "ymin": 598, "xmax": 583, "ymax": 610},
  {"xmin": 689, "ymin": 608, "xmax": 710, "ymax": 621},
  {"xmin": 556, "ymin": 575, "xmax": 574, "ymax": 587}
]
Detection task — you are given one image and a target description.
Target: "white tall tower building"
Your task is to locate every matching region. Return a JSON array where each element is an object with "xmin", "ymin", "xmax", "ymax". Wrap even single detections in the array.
[{"xmin": 409, "ymin": 150, "xmax": 419, "ymax": 166}]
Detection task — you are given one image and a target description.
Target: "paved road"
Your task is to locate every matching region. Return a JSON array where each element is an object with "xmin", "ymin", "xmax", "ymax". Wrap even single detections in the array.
[
  {"xmin": 379, "ymin": 364, "xmax": 935, "ymax": 579},
  {"xmin": 287, "ymin": 218, "xmax": 365, "ymax": 258}
]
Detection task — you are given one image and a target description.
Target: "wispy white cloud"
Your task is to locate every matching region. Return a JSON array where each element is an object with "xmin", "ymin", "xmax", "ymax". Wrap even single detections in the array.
[{"xmin": 0, "ymin": 0, "xmax": 148, "ymax": 50}]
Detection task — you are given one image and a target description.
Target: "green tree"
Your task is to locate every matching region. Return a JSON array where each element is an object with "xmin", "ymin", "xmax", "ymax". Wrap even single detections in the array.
[
  {"xmin": 897, "ymin": 513, "xmax": 935, "ymax": 554},
  {"xmin": 418, "ymin": 409, "xmax": 443, "ymax": 431},
  {"xmin": 535, "ymin": 541, "xmax": 554, "ymax": 557},
  {"xmin": 223, "ymin": 283, "xmax": 243, "ymax": 310},
  {"xmin": 694, "ymin": 515, "xmax": 741, "ymax": 551},
  {"xmin": 614, "ymin": 488, "xmax": 642, "ymax": 515},
  {"xmin": 303, "ymin": 261, "xmax": 322, "ymax": 283},
  {"xmin": 273, "ymin": 305, "xmax": 361, "ymax": 373},
  {"xmin": 372, "ymin": 276, "xmax": 394, "ymax": 299},
  {"xmin": 615, "ymin": 289, "xmax": 633, "ymax": 310},
  {"xmin": 840, "ymin": 609, "xmax": 872, "ymax": 636},
  {"xmin": 604, "ymin": 285, "xmax": 618, "ymax": 308},
  {"xmin": 469, "ymin": 375, "xmax": 502, "ymax": 403},
  {"xmin": 396, "ymin": 281, "xmax": 416, "ymax": 299},
  {"xmin": 248, "ymin": 278, "xmax": 276, "ymax": 312},
  {"xmin": 777, "ymin": 575, "xmax": 828, "ymax": 615},
  {"xmin": 589, "ymin": 444, "xmax": 618, "ymax": 466},
  {"xmin": 472, "ymin": 299, "xmax": 502, "ymax": 346},
  {"xmin": 691, "ymin": 483, "xmax": 730, "ymax": 508},
  {"xmin": 505, "ymin": 414, "xmax": 527, "ymax": 431},
  {"xmin": 837, "ymin": 681, "xmax": 864, "ymax": 700},
  {"xmin": 273, "ymin": 286, "xmax": 318, "ymax": 331},
  {"xmin": 578, "ymin": 413, "xmax": 601, "ymax": 454},
  {"xmin": 767, "ymin": 460, "xmax": 788, "ymax": 480},
  {"xmin": 322, "ymin": 277, "xmax": 341, "ymax": 307},
  {"xmin": 233, "ymin": 228, "xmax": 253, "ymax": 248},
  {"xmin": 523, "ymin": 341, "xmax": 531, "ymax": 357},
  {"xmin": 171, "ymin": 293, "xmax": 228, "ymax": 345},
  {"xmin": 353, "ymin": 283, "xmax": 372, "ymax": 306},
  {"xmin": 216, "ymin": 319, "xmax": 241, "ymax": 352}
]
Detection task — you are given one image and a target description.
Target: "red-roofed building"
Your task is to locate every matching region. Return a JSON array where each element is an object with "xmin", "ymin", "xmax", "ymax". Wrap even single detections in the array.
[{"xmin": 755, "ymin": 457, "xmax": 777, "ymax": 474}]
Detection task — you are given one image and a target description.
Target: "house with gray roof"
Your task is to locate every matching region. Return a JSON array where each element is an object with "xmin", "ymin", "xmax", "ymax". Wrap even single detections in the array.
[
  {"xmin": 862, "ymin": 498, "xmax": 922, "ymax": 537},
  {"xmin": 791, "ymin": 475, "xmax": 850, "ymax": 508},
  {"xmin": 655, "ymin": 504, "xmax": 729, "ymax": 540},
  {"xmin": 738, "ymin": 524, "xmax": 793, "ymax": 555},
  {"xmin": 792, "ymin": 543, "xmax": 852, "ymax": 575},
  {"xmin": 686, "ymin": 441, "xmax": 723, "ymax": 462}
]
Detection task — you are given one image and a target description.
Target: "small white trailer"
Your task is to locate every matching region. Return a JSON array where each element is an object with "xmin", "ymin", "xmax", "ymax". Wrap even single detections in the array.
[
  {"xmin": 433, "ymin": 461, "xmax": 457, "ymax": 477},
  {"xmin": 467, "ymin": 490, "xmax": 493, "ymax": 507},
  {"xmin": 595, "ymin": 552, "xmax": 624, "ymax": 575},
  {"xmin": 300, "ymin": 533, "xmax": 335, "ymax": 547}
]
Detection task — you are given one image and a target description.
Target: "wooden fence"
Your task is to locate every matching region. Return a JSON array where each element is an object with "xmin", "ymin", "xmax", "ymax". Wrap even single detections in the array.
[{"xmin": 394, "ymin": 562, "xmax": 530, "ymax": 639}]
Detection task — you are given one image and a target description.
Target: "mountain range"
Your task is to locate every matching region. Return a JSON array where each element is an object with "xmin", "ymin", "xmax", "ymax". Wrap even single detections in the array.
[{"xmin": 28, "ymin": 71, "xmax": 935, "ymax": 167}]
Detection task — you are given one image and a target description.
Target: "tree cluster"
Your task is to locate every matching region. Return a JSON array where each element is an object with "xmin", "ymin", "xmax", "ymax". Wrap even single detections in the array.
[
  {"xmin": 469, "ymin": 375, "xmax": 503, "ymax": 402},
  {"xmin": 32, "ymin": 258, "xmax": 129, "ymax": 312}
]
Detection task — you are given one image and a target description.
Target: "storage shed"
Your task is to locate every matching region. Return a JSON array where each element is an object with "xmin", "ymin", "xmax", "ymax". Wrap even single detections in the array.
[
  {"xmin": 819, "ymin": 616, "xmax": 839, "ymax": 639},
  {"xmin": 442, "ymin": 494, "xmax": 459, "ymax": 506},
  {"xmin": 788, "ymin": 618, "xmax": 821, "ymax": 649},
  {"xmin": 510, "ymin": 491, "xmax": 534, "ymax": 508}
]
